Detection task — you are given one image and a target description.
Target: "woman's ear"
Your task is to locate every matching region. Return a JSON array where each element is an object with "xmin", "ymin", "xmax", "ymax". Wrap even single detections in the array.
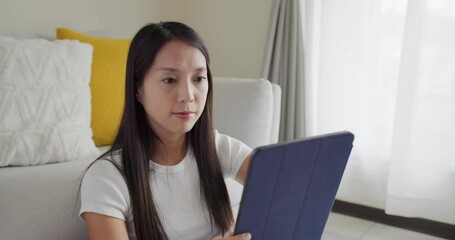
[{"xmin": 136, "ymin": 87, "xmax": 143, "ymax": 103}]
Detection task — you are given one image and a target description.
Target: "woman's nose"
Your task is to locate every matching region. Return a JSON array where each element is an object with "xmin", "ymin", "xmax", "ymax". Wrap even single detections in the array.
[{"xmin": 178, "ymin": 81, "xmax": 195, "ymax": 103}]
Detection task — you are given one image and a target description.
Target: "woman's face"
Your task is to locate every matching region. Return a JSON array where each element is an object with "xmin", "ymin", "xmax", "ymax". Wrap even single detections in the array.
[{"xmin": 137, "ymin": 40, "xmax": 209, "ymax": 140}]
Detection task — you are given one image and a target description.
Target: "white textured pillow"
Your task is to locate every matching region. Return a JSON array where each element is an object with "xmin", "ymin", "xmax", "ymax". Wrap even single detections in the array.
[{"xmin": 0, "ymin": 37, "xmax": 99, "ymax": 167}]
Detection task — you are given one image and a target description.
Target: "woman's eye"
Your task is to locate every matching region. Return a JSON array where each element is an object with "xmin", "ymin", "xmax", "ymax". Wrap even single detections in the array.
[
  {"xmin": 163, "ymin": 78, "xmax": 177, "ymax": 84},
  {"xmin": 195, "ymin": 76, "xmax": 206, "ymax": 82}
]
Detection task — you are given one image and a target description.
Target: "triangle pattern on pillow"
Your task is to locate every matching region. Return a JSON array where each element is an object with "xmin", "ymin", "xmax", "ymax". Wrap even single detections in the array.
[
  {"xmin": 56, "ymin": 88, "xmax": 83, "ymax": 121},
  {"xmin": 19, "ymin": 130, "xmax": 49, "ymax": 165},
  {"xmin": 57, "ymin": 128, "xmax": 86, "ymax": 161},
  {"xmin": 0, "ymin": 88, "xmax": 12, "ymax": 124},
  {"xmin": 21, "ymin": 88, "xmax": 49, "ymax": 127},
  {"xmin": 22, "ymin": 44, "xmax": 51, "ymax": 85},
  {"xmin": 56, "ymin": 46, "xmax": 81, "ymax": 84},
  {"xmin": 0, "ymin": 45, "xmax": 13, "ymax": 78},
  {"xmin": 0, "ymin": 90, "xmax": 27, "ymax": 130}
]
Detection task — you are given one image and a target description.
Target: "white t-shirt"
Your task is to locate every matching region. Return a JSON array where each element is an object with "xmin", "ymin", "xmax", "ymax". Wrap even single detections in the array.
[{"xmin": 79, "ymin": 130, "xmax": 251, "ymax": 240}]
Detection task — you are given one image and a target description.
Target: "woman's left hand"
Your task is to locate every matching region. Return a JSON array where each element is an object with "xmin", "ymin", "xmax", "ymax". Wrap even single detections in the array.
[{"xmin": 213, "ymin": 231, "xmax": 252, "ymax": 240}]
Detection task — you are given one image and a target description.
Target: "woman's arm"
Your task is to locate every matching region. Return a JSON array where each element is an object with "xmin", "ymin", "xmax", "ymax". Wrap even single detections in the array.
[
  {"xmin": 235, "ymin": 154, "xmax": 252, "ymax": 185},
  {"xmin": 83, "ymin": 212, "xmax": 129, "ymax": 240}
]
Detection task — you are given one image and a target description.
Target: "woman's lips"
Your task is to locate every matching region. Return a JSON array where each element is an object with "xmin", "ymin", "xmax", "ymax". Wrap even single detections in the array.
[{"xmin": 172, "ymin": 111, "xmax": 195, "ymax": 119}]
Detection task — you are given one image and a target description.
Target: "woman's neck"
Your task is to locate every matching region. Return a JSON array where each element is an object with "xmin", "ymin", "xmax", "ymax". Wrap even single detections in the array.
[{"xmin": 152, "ymin": 134, "xmax": 187, "ymax": 166}]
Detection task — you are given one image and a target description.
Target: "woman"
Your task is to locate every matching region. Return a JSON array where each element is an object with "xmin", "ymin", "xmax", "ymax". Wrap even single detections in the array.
[{"xmin": 79, "ymin": 22, "xmax": 253, "ymax": 240}]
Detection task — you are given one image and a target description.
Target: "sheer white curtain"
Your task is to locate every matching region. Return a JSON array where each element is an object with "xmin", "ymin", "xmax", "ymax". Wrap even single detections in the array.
[{"xmin": 301, "ymin": 0, "xmax": 455, "ymax": 224}]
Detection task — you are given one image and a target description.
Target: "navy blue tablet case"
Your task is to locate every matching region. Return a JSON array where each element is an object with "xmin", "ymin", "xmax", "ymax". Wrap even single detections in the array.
[{"xmin": 234, "ymin": 131, "xmax": 354, "ymax": 240}]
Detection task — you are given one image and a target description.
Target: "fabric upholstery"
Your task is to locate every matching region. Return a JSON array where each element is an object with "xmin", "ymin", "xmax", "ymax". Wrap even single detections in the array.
[{"xmin": 213, "ymin": 77, "xmax": 280, "ymax": 148}]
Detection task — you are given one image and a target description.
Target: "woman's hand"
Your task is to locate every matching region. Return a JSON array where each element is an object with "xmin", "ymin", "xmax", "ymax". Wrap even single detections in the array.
[{"xmin": 213, "ymin": 231, "xmax": 252, "ymax": 240}]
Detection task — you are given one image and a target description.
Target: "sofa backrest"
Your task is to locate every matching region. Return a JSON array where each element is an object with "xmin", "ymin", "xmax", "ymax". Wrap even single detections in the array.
[{"xmin": 213, "ymin": 77, "xmax": 281, "ymax": 149}]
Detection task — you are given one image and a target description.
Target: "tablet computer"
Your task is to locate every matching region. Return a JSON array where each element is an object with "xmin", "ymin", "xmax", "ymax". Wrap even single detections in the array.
[{"xmin": 234, "ymin": 131, "xmax": 354, "ymax": 239}]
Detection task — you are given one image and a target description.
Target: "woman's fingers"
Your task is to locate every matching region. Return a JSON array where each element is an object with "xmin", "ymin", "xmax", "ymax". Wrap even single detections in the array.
[
  {"xmin": 230, "ymin": 233, "xmax": 252, "ymax": 239},
  {"xmin": 212, "ymin": 232, "xmax": 251, "ymax": 240}
]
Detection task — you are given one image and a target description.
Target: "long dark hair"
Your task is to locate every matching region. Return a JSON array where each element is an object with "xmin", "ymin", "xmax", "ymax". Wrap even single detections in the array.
[{"xmin": 100, "ymin": 22, "xmax": 233, "ymax": 239}]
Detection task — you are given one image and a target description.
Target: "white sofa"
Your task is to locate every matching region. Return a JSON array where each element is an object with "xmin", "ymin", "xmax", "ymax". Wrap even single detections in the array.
[{"xmin": 0, "ymin": 77, "xmax": 281, "ymax": 240}]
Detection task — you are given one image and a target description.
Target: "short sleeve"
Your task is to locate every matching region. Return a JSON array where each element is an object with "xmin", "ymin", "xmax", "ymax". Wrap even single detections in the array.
[
  {"xmin": 215, "ymin": 130, "xmax": 252, "ymax": 179},
  {"xmin": 79, "ymin": 159, "xmax": 130, "ymax": 221}
]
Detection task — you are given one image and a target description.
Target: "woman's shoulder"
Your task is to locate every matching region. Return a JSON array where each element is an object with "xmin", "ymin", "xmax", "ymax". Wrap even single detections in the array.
[
  {"xmin": 213, "ymin": 129, "xmax": 252, "ymax": 178},
  {"xmin": 86, "ymin": 150, "xmax": 124, "ymax": 179},
  {"xmin": 213, "ymin": 129, "xmax": 251, "ymax": 150},
  {"xmin": 80, "ymin": 149, "xmax": 131, "ymax": 218},
  {"xmin": 213, "ymin": 129, "xmax": 234, "ymax": 144}
]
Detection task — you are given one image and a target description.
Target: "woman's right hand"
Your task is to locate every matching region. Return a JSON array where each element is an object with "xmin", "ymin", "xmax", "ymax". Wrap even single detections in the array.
[{"xmin": 212, "ymin": 231, "xmax": 252, "ymax": 240}]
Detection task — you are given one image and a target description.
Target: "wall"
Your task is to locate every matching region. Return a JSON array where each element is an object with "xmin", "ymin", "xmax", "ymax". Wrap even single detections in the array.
[
  {"xmin": 136, "ymin": 0, "xmax": 275, "ymax": 78},
  {"xmin": 0, "ymin": 0, "xmax": 161, "ymax": 38},
  {"xmin": 178, "ymin": 0, "xmax": 274, "ymax": 78},
  {"xmin": 0, "ymin": 0, "xmax": 273, "ymax": 78}
]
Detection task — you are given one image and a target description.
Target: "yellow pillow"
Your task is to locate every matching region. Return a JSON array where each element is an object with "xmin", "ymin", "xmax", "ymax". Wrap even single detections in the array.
[{"xmin": 56, "ymin": 28, "xmax": 131, "ymax": 146}]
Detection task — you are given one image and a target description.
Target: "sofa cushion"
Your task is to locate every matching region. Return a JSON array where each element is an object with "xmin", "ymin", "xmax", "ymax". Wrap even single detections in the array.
[
  {"xmin": 56, "ymin": 28, "xmax": 131, "ymax": 146},
  {"xmin": 0, "ymin": 37, "xmax": 99, "ymax": 166}
]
